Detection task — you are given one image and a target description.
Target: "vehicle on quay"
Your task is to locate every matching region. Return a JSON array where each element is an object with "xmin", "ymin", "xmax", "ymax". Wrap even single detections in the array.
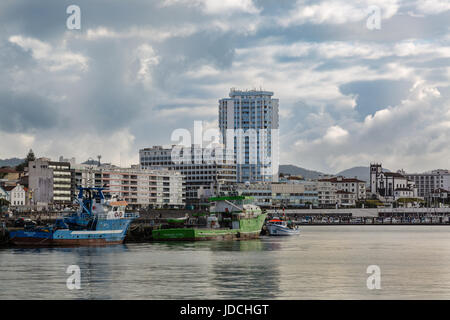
[
  {"xmin": 8, "ymin": 187, "xmax": 139, "ymax": 246},
  {"xmin": 350, "ymin": 218, "xmax": 362, "ymax": 224},
  {"xmin": 266, "ymin": 217, "xmax": 300, "ymax": 236},
  {"xmin": 152, "ymin": 195, "xmax": 267, "ymax": 241},
  {"xmin": 14, "ymin": 217, "xmax": 37, "ymax": 228}
]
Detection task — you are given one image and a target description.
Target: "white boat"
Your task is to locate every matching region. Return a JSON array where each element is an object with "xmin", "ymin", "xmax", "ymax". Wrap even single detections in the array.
[{"xmin": 266, "ymin": 218, "xmax": 300, "ymax": 236}]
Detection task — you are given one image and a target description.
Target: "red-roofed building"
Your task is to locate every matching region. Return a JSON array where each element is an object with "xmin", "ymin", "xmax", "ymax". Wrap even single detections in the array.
[{"xmin": 0, "ymin": 167, "xmax": 23, "ymax": 181}]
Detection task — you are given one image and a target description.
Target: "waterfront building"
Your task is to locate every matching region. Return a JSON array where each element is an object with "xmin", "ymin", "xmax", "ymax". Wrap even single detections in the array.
[
  {"xmin": 28, "ymin": 158, "xmax": 73, "ymax": 207},
  {"xmin": 139, "ymin": 145, "xmax": 236, "ymax": 205},
  {"xmin": 335, "ymin": 190, "xmax": 357, "ymax": 206},
  {"xmin": 236, "ymin": 180, "xmax": 318, "ymax": 208},
  {"xmin": 219, "ymin": 88, "xmax": 279, "ymax": 183},
  {"xmin": 404, "ymin": 170, "xmax": 450, "ymax": 198},
  {"xmin": 318, "ymin": 176, "xmax": 366, "ymax": 200},
  {"xmin": 73, "ymin": 163, "xmax": 184, "ymax": 209},
  {"xmin": 369, "ymin": 163, "xmax": 417, "ymax": 201},
  {"xmin": 316, "ymin": 180, "xmax": 337, "ymax": 207}
]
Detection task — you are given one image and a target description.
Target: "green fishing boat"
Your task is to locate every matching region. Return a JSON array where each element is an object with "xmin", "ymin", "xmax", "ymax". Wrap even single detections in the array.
[{"xmin": 152, "ymin": 196, "xmax": 267, "ymax": 241}]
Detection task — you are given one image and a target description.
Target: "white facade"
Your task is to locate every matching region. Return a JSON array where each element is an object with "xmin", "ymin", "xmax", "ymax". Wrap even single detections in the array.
[
  {"xmin": 236, "ymin": 181, "xmax": 318, "ymax": 208},
  {"xmin": 335, "ymin": 190, "xmax": 357, "ymax": 206},
  {"xmin": 316, "ymin": 180, "xmax": 337, "ymax": 206},
  {"xmin": 10, "ymin": 185, "xmax": 27, "ymax": 206},
  {"xmin": 405, "ymin": 170, "xmax": 450, "ymax": 198},
  {"xmin": 370, "ymin": 163, "xmax": 417, "ymax": 201},
  {"xmin": 219, "ymin": 89, "xmax": 279, "ymax": 183},
  {"xmin": 318, "ymin": 176, "xmax": 366, "ymax": 200},
  {"xmin": 73, "ymin": 164, "xmax": 184, "ymax": 208}
]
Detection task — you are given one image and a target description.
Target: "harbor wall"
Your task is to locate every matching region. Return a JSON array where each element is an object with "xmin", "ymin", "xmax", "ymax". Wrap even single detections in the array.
[{"xmin": 268, "ymin": 208, "xmax": 450, "ymax": 218}]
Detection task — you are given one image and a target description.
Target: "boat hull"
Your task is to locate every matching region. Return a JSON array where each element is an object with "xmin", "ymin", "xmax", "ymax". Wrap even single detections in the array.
[
  {"xmin": 267, "ymin": 224, "xmax": 300, "ymax": 236},
  {"xmin": 9, "ymin": 218, "xmax": 134, "ymax": 247},
  {"xmin": 9, "ymin": 237, "xmax": 124, "ymax": 247},
  {"xmin": 152, "ymin": 213, "xmax": 267, "ymax": 241}
]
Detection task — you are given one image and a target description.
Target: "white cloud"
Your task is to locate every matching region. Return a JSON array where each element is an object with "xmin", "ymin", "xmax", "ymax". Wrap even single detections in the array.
[
  {"xmin": 162, "ymin": 0, "xmax": 260, "ymax": 14},
  {"xmin": 323, "ymin": 125, "xmax": 349, "ymax": 143},
  {"xmin": 0, "ymin": 132, "xmax": 35, "ymax": 159},
  {"xmin": 279, "ymin": 0, "xmax": 399, "ymax": 27},
  {"xmin": 415, "ymin": 0, "xmax": 450, "ymax": 15},
  {"xmin": 285, "ymin": 81, "xmax": 450, "ymax": 172},
  {"xmin": 135, "ymin": 44, "xmax": 160, "ymax": 84},
  {"xmin": 83, "ymin": 25, "xmax": 198, "ymax": 42},
  {"xmin": 9, "ymin": 35, "xmax": 88, "ymax": 72}
]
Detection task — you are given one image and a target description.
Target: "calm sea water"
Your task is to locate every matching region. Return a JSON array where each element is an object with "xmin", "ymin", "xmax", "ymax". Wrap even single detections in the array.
[{"xmin": 2, "ymin": 226, "xmax": 450, "ymax": 299}]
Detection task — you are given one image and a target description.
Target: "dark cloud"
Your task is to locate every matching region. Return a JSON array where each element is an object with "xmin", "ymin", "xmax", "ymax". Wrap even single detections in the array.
[
  {"xmin": 340, "ymin": 80, "xmax": 413, "ymax": 119},
  {"xmin": 0, "ymin": 90, "xmax": 60, "ymax": 132}
]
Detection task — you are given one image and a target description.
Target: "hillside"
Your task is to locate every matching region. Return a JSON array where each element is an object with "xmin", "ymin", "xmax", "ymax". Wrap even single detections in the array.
[
  {"xmin": 279, "ymin": 165, "xmax": 326, "ymax": 180},
  {"xmin": 0, "ymin": 158, "xmax": 24, "ymax": 168}
]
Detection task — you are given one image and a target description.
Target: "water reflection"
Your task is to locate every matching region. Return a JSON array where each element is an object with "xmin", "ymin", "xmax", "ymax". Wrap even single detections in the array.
[
  {"xmin": 208, "ymin": 240, "xmax": 281, "ymax": 299},
  {"xmin": 3, "ymin": 227, "xmax": 450, "ymax": 299}
]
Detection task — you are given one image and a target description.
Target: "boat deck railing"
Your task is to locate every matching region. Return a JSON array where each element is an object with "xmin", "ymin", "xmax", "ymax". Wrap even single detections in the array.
[{"xmin": 95, "ymin": 212, "xmax": 140, "ymax": 219}]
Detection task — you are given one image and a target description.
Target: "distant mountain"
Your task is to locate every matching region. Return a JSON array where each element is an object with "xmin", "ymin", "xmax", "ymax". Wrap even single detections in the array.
[
  {"xmin": 336, "ymin": 166, "xmax": 391, "ymax": 184},
  {"xmin": 336, "ymin": 166, "xmax": 371, "ymax": 183},
  {"xmin": 280, "ymin": 165, "xmax": 392, "ymax": 183},
  {"xmin": 279, "ymin": 164, "xmax": 326, "ymax": 180},
  {"xmin": 0, "ymin": 158, "xmax": 24, "ymax": 168}
]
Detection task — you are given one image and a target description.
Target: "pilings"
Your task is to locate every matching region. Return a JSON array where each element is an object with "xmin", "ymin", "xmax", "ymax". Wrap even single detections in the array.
[{"xmin": 0, "ymin": 221, "xmax": 9, "ymax": 246}]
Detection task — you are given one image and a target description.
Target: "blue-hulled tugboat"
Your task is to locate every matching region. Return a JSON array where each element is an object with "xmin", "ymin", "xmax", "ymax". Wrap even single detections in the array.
[{"xmin": 9, "ymin": 187, "xmax": 138, "ymax": 246}]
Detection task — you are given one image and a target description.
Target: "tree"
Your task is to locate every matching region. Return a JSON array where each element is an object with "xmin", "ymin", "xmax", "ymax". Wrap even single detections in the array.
[
  {"xmin": 0, "ymin": 198, "xmax": 10, "ymax": 207},
  {"xmin": 16, "ymin": 149, "xmax": 36, "ymax": 172}
]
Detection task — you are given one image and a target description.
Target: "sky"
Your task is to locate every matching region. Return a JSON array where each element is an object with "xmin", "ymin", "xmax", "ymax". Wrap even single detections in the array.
[{"xmin": 0, "ymin": 0, "xmax": 449, "ymax": 174}]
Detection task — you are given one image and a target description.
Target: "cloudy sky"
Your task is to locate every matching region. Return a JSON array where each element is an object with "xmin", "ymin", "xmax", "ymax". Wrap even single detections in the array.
[{"xmin": 0, "ymin": 0, "xmax": 449, "ymax": 173}]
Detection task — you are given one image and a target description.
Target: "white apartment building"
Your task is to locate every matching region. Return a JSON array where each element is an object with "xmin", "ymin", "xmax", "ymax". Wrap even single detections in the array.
[
  {"xmin": 335, "ymin": 190, "xmax": 357, "ymax": 206},
  {"xmin": 139, "ymin": 145, "xmax": 236, "ymax": 204},
  {"xmin": 318, "ymin": 176, "xmax": 366, "ymax": 200},
  {"xmin": 236, "ymin": 181, "xmax": 318, "ymax": 208},
  {"xmin": 219, "ymin": 89, "xmax": 279, "ymax": 183},
  {"xmin": 316, "ymin": 180, "xmax": 337, "ymax": 207},
  {"xmin": 73, "ymin": 164, "xmax": 184, "ymax": 209},
  {"xmin": 405, "ymin": 170, "xmax": 450, "ymax": 198}
]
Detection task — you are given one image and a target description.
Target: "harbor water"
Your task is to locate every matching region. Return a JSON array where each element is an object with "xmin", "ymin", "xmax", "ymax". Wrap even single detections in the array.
[{"xmin": 2, "ymin": 226, "xmax": 450, "ymax": 299}]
